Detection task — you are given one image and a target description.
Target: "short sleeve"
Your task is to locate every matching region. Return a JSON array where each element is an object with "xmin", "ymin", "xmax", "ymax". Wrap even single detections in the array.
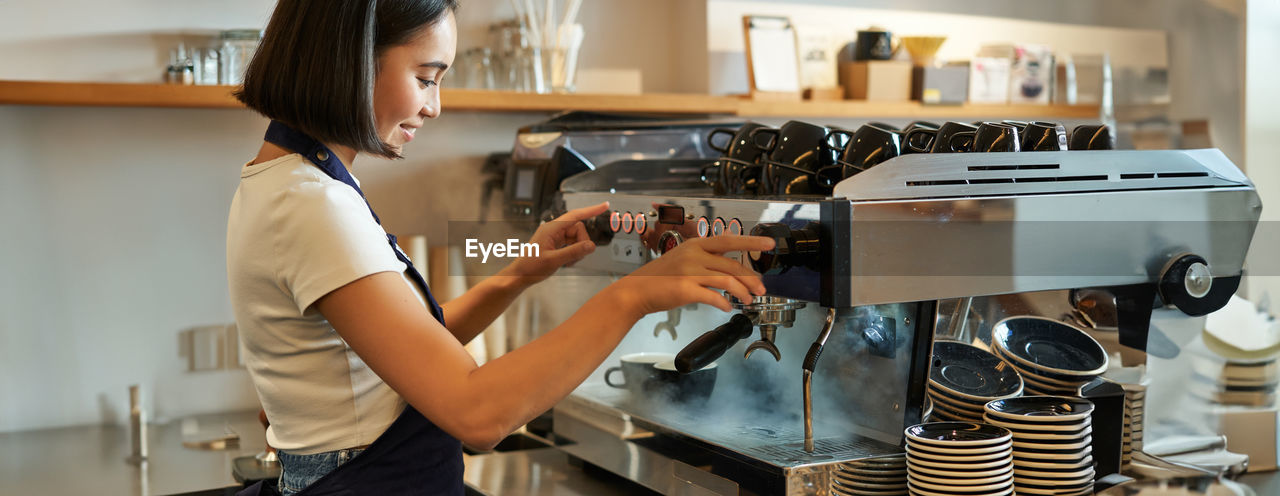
[{"xmin": 270, "ymin": 179, "xmax": 406, "ymax": 313}]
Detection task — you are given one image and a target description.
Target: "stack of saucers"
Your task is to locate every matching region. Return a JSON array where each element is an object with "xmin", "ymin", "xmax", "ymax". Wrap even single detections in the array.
[
  {"xmin": 983, "ymin": 396, "xmax": 1096, "ymax": 496},
  {"xmin": 927, "ymin": 341, "xmax": 1024, "ymax": 423},
  {"xmin": 992, "ymin": 316, "xmax": 1108, "ymax": 396},
  {"xmin": 905, "ymin": 422, "xmax": 1014, "ymax": 496},
  {"xmin": 1190, "ymin": 352, "xmax": 1279, "ymax": 407},
  {"xmin": 830, "ymin": 454, "xmax": 907, "ymax": 496}
]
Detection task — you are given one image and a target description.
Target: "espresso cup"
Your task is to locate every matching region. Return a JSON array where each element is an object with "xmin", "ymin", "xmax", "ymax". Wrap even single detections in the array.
[
  {"xmin": 652, "ymin": 360, "xmax": 717, "ymax": 406},
  {"xmin": 1001, "ymin": 120, "xmax": 1030, "ymax": 133},
  {"xmin": 1021, "ymin": 121, "xmax": 1068, "ymax": 151},
  {"xmin": 1070, "ymin": 124, "xmax": 1114, "ymax": 150},
  {"xmin": 750, "ymin": 120, "xmax": 835, "ymax": 195},
  {"xmin": 604, "ymin": 352, "xmax": 675, "ymax": 395},
  {"xmin": 855, "ymin": 30, "xmax": 894, "ymax": 61},
  {"xmin": 950, "ymin": 122, "xmax": 1021, "ymax": 153},
  {"xmin": 706, "ymin": 122, "xmax": 770, "ymax": 195},
  {"xmin": 904, "ymin": 121, "xmax": 976, "ymax": 153},
  {"xmin": 817, "ymin": 123, "xmax": 902, "ymax": 188}
]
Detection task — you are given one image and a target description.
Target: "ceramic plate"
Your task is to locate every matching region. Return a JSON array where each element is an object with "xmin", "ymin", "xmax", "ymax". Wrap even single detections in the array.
[
  {"xmin": 993, "ymin": 316, "xmax": 1108, "ymax": 377},
  {"xmin": 930, "ymin": 341, "xmax": 1025, "ymax": 400},
  {"xmin": 985, "ymin": 396, "xmax": 1095, "ymax": 421},
  {"xmin": 906, "ymin": 422, "xmax": 1012, "ymax": 447}
]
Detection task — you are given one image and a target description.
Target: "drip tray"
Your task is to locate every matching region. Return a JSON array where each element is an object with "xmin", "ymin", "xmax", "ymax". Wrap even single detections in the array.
[{"xmin": 566, "ymin": 383, "xmax": 901, "ymax": 471}]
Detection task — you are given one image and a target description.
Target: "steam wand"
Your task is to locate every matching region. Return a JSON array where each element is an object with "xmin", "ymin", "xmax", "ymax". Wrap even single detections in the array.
[{"xmin": 803, "ymin": 307, "xmax": 838, "ymax": 453}]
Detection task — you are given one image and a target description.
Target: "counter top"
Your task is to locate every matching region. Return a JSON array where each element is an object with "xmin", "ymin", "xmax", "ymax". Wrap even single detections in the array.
[
  {"xmin": 5, "ymin": 408, "xmax": 1279, "ymax": 495},
  {"xmin": 0, "ymin": 410, "xmax": 265, "ymax": 496}
]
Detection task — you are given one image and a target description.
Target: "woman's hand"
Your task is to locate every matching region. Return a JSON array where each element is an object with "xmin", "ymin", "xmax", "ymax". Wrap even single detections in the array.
[
  {"xmin": 605, "ymin": 235, "xmax": 775, "ymax": 318},
  {"xmin": 500, "ymin": 202, "xmax": 610, "ymax": 287}
]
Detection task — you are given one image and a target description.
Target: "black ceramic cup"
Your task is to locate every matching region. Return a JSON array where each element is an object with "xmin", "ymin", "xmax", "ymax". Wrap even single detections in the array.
[
  {"xmin": 950, "ymin": 122, "xmax": 1021, "ymax": 153},
  {"xmin": 1070, "ymin": 124, "xmax": 1114, "ymax": 150},
  {"xmin": 904, "ymin": 121, "xmax": 977, "ymax": 153},
  {"xmin": 750, "ymin": 120, "xmax": 835, "ymax": 195},
  {"xmin": 855, "ymin": 30, "xmax": 894, "ymax": 60},
  {"xmin": 1021, "ymin": 121, "xmax": 1069, "ymax": 151},
  {"xmin": 604, "ymin": 352, "xmax": 675, "ymax": 396},
  {"xmin": 652, "ymin": 360, "xmax": 717, "ymax": 406},
  {"xmin": 816, "ymin": 123, "xmax": 902, "ymax": 189},
  {"xmin": 705, "ymin": 122, "xmax": 770, "ymax": 194}
]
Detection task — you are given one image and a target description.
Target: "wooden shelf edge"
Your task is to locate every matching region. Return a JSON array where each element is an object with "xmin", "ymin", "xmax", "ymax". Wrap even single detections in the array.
[
  {"xmin": 0, "ymin": 80, "xmax": 1099, "ymax": 119},
  {"xmin": 736, "ymin": 99, "xmax": 1100, "ymax": 119}
]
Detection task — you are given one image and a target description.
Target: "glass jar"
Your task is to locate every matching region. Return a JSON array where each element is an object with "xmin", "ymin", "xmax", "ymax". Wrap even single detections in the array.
[{"xmin": 218, "ymin": 29, "xmax": 263, "ymax": 85}]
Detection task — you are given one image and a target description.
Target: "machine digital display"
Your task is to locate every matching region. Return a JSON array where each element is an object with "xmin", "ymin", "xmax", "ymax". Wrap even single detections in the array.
[
  {"xmin": 514, "ymin": 168, "xmax": 536, "ymax": 200},
  {"xmin": 657, "ymin": 205, "xmax": 684, "ymax": 225}
]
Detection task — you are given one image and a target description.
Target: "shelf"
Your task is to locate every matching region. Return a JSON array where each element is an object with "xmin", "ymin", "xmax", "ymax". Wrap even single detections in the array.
[{"xmin": 0, "ymin": 80, "xmax": 1099, "ymax": 120}]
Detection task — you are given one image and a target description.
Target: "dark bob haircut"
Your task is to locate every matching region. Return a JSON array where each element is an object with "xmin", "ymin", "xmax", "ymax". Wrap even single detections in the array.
[{"xmin": 235, "ymin": 0, "xmax": 459, "ymax": 159}]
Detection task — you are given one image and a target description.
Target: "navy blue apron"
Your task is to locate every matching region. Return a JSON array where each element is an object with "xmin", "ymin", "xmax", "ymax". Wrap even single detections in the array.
[{"xmin": 237, "ymin": 120, "xmax": 464, "ymax": 496}]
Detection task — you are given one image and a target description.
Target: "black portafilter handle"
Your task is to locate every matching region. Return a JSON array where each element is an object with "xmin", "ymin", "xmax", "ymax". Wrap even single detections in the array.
[{"xmin": 674, "ymin": 314, "xmax": 755, "ymax": 373}]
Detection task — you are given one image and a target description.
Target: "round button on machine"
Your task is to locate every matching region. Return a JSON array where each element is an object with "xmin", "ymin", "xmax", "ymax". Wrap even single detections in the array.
[
  {"xmin": 696, "ymin": 216, "xmax": 710, "ymax": 237},
  {"xmin": 621, "ymin": 212, "xmax": 634, "ymax": 233},
  {"xmin": 609, "ymin": 211, "xmax": 621, "ymax": 232},
  {"xmin": 711, "ymin": 217, "xmax": 725, "ymax": 236},
  {"xmin": 635, "ymin": 214, "xmax": 647, "ymax": 234},
  {"xmin": 727, "ymin": 218, "xmax": 743, "ymax": 236}
]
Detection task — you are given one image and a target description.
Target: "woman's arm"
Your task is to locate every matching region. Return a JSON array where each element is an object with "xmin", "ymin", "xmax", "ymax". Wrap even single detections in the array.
[
  {"xmin": 440, "ymin": 203, "xmax": 606, "ymax": 344},
  {"xmin": 315, "ymin": 235, "xmax": 772, "ymax": 450}
]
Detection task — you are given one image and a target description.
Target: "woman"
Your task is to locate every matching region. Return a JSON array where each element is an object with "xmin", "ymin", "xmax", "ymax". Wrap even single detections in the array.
[{"xmin": 226, "ymin": 1, "xmax": 772, "ymax": 494}]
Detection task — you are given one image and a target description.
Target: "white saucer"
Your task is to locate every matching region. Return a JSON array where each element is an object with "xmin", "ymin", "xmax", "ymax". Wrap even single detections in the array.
[
  {"xmin": 908, "ymin": 462, "xmax": 1012, "ymax": 479},
  {"xmin": 908, "ymin": 474, "xmax": 1013, "ymax": 493},
  {"xmin": 908, "ymin": 467, "xmax": 1012, "ymax": 486},
  {"xmin": 909, "ymin": 454, "xmax": 1013, "ymax": 471},
  {"xmin": 1012, "ymin": 454, "xmax": 1093, "ymax": 469},
  {"xmin": 907, "ymin": 440, "xmax": 1013, "ymax": 457}
]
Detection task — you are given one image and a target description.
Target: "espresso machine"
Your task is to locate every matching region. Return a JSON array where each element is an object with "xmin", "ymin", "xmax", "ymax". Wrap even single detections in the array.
[{"xmin": 508, "ymin": 115, "xmax": 1261, "ymax": 495}]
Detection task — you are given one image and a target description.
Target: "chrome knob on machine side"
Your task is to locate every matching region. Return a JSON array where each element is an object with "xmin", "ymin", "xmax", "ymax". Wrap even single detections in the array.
[{"xmin": 748, "ymin": 222, "xmax": 822, "ymax": 275}]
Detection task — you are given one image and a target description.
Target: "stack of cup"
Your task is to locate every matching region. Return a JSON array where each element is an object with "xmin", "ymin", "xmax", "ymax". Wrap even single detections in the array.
[
  {"xmin": 905, "ymin": 422, "xmax": 1015, "ymax": 496},
  {"xmin": 982, "ymin": 396, "xmax": 1096, "ymax": 496}
]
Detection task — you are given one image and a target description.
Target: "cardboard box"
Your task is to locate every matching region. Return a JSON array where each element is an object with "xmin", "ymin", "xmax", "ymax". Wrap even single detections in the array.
[
  {"xmin": 913, "ymin": 63, "xmax": 969, "ymax": 105},
  {"xmin": 968, "ymin": 57, "xmax": 1011, "ymax": 104},
  {"xmin": 1212, "ymin": 404, "xmax": 1278, "ymax": 472},
  {"xmin": 839, "ymin": 60, "xmax": 912, "ymax": 101}
]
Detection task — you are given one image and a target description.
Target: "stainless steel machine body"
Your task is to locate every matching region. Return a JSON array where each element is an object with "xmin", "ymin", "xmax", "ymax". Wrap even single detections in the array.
[{"xmin": 524, "ymin": 118, "xmax": 1261, "ymax": 495}]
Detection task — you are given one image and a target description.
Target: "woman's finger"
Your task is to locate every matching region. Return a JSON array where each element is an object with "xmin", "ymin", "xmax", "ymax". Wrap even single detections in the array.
[
  {"xmin": 696, "ymin": 274, "xmax": 753, "ymax": 306},
  {"xmin": 683, "ymin": 283, "xmax": 732, "ymax": 312},
  {"xmin": 698, "ymin": 254, "xmax": 766, "ymax": 295},
  {"xmin": 692, "ymin": 234, "xmax": 776, "ymax": 255},
  {"xmin": 555, "ymin": 201, "xmax": 610, "ymax": 224}
]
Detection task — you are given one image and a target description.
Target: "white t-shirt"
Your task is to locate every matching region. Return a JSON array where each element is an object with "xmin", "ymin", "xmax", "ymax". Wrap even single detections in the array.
[{"xmin": 227, "ymin": 153, "xmax": 431, "ymax": 454}]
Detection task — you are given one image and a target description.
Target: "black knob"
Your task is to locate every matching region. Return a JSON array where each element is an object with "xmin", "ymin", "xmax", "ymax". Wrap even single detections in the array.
[
  {"xmin": 748, "ymin": 222, "xmax": 822, "ymax": 274},
  {"xmin": 580, "ymin": 211, "xmax": 614, "ymax": 246}
]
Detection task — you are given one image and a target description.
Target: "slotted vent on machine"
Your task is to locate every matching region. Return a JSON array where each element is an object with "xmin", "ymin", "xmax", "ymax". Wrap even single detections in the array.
[{"xmin": 904, "ymin": 163, "xmax": 1208, "ymax": 187}]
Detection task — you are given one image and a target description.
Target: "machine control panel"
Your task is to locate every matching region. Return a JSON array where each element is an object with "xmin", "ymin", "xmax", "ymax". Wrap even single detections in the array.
[{"xmin": 748, "ymin": 222, "xmax": 823, "ymax": 275}]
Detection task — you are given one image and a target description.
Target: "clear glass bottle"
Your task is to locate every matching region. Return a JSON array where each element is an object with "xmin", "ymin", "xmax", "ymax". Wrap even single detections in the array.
[{"xmin": 218, "ymin": 29, "xmax": 263, "ymax": 85}]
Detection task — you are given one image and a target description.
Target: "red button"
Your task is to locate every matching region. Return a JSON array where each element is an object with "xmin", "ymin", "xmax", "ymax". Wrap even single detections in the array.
[
  {"xmin": 621, "ymin": 212, "xmax": 634, "ymax": 233},
  {"xmin": 609, "ymin": 211, "xmax": 621, "ymax": 232},
  {"xmin": 712, "ymin": 217, "xmax": 725, "ymax": 236},
  {"xmin": 635, "ymin": 214, "xmax": 647, "ymax": 234},
  {"xmin": 696, "ymin": 217, "xmax": 709, "ymax": 237},
  {"xmin": 727, "ymin": 218, "xmax": 742, "ymax": 235}
]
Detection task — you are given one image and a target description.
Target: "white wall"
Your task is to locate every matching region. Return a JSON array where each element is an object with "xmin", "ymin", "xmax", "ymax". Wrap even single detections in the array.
[{"xmin": 1244, "ymin": 0, "xmax": 1280, "ymax": 307}]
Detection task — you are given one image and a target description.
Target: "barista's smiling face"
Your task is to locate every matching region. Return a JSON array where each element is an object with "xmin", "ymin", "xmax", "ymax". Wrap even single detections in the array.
[{"xmin": 373, "ymin": 10, "xmax": 457, "ymax": 154}]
